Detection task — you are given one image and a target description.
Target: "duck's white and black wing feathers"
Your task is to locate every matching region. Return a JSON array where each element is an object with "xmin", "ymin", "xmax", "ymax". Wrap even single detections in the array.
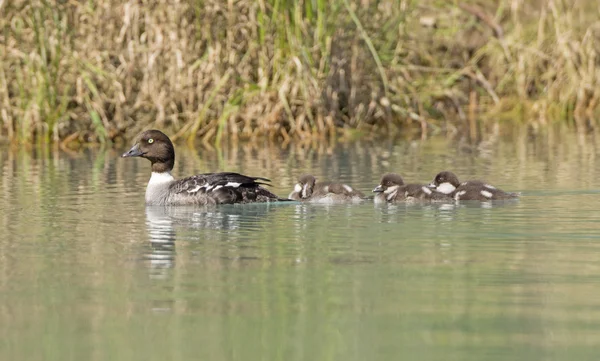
[
  {"xmin": 169, "ymin": 172, "xmax": 287, "ymax": 204},
  {"xmin": 200, "ymin": 172, "xmax": 272, "ymax": 190}
]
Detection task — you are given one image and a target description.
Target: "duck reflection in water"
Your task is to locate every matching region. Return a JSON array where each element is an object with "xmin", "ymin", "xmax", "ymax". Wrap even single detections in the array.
[
  {"xmin": 145, "ymin": 207, "xmax": 177, "ymax": 275},
  {"xmin": 373, "ymin": 198, "xmax": 520, "ymax": 224},
  {"xmin": 143, "ymin": 204, "xmax": 289, "ymax": 315},
  {"xmin": 144, "ymin": 204, "xmax": 288, "ymax": 271}
]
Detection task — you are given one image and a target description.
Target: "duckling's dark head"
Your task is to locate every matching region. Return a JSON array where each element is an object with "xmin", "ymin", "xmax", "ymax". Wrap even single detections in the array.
[
  {"xmin": 122, "ymin": 130, "xmax": 175, "ymax": 173},
  {"xmin": 430, "ymin": 171, "xmax": 460, "ymax": 187},
  {"xmin": 295, "ymin": 174, "xmax": 317, "ymax": 198},
  {"xmin": 373, "ymin": 173, "xmax": 404, "ymax": 193}
]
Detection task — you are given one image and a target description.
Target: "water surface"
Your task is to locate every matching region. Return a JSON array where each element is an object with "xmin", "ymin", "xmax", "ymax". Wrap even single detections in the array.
[{"xmin": 1, "ymin": 128, "xmax": 600, "ymax": 360}]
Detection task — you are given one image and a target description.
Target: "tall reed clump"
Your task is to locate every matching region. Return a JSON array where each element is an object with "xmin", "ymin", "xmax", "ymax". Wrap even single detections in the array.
[
  {"xmin": 1, "ymin": 0, "xmax": 599, "ymax": 144},
  {"xmin": 476, "ymin": 0, "xmax": 600, "ymax": 130}
]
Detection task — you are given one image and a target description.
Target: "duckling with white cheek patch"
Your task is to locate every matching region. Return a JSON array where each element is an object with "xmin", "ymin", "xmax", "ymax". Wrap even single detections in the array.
[
  {"xmin": 373, "ymin": 173, "xmax": 452, "ymax": 203},
  {"xmin": 429, "ymin": 171, "xmax": 519, "ymax": 201},
  {"xmin": 288, "ymin": 174, "xmax": 366, "ymax": 203}
]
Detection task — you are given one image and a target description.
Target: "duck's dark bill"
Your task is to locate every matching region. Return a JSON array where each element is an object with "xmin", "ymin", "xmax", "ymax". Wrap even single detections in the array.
[
  {"xmin": 122, "ymin": 144, "xmax": 144, "ymax": 158},
  {"xmin": 372, "ymin": 185, "xmax": 383, "ymax": 193}
]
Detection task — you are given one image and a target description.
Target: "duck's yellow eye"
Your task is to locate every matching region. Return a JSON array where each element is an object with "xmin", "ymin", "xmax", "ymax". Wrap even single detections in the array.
[{"xmin": 148, "ymin": 138, "xmax": 154, "ymax": 144}]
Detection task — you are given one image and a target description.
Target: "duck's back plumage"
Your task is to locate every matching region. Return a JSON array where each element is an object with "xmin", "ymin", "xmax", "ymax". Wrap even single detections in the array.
[
  {"xmin": 167, "ymin": 172, "xmax": 286, "ymax": 206},
  {"xmin": 453, "ymin": 181, "xmax": 519, "ymax": 201}
]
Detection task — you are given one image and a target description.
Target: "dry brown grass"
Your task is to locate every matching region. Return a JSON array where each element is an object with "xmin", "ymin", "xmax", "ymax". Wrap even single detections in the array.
[{"xmin": 1, "ymin": 0, "xmax": 599, "ymax": 144}]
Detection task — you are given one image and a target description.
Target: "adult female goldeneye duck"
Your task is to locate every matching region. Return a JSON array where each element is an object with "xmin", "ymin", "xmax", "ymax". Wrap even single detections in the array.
[
  {"xmin": 428, "ymin": 171, "xmax": 520, "ymax": 201},
  {"xmin": 288, "ymin": 174, "xmax": 366, "ymax": 203},
  {"xmin": 122, "ymin": 130, "xmax": 289, "ymax": 205},
  {"xmin": 373, "ymin": 173, "xmax": 452, "ymax": 203}
]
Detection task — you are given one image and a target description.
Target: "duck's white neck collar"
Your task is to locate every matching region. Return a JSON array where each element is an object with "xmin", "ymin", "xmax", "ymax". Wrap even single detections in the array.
[{"xmin": 149, "ymin": 172, "xmax": 174, "ymax": 186}]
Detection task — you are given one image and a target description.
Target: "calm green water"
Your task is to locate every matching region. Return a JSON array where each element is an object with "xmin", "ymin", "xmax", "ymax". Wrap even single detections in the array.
[{"xmin": 2, "ymin": 129, "xmax": 600, "ymax": 361}]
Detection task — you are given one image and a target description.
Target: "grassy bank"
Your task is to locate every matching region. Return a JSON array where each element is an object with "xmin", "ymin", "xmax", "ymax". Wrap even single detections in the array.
[{"xmin": 1, "ymin": 0, "xmax": 599, "ymax": 144}]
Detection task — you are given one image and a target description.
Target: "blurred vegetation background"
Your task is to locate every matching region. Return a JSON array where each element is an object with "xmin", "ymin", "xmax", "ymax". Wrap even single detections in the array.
[{"xmin": 1, "ymin": 0, "xmax": 599, "ymax": 144}]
